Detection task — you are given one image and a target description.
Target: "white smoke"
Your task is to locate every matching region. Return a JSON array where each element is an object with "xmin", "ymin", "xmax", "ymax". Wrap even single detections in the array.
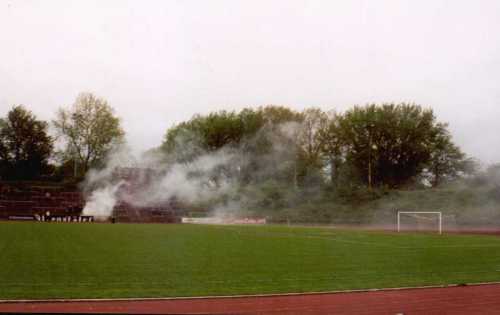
[
  {"xmin": 81, "ymin": 144, "xmax": 136, "ymax": 217},
  {"xmin": 81, "ymin": 122, "xmax": 302, "ymax": 219},
  {"xmin": 82, "ymin": 182, "xmax": 124, "ymax": 217},
  {"xmin": 81, "ymin": 147, "xmax": 239, "ymax": 218},
  {"xmin": 124, "ymin": 148, "xmax": 237, "ymax": 206}
]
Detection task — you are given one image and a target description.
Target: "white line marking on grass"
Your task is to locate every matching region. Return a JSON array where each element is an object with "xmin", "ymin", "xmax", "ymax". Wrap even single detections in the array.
[
  {"xmin": 199, "ymin": 224, "xmax": 500, "ymax": 249},
  {"xmin": 302, "ymin": 234, "xmax": 408, "ymax": 248},
  {"xmin": 213, "ymin": 226, "xmax": 407, "ymax": 248},
  {"xmin": 3, "ymin": 282, "xmax": 500, "ymax": 304},
  {"xmin": 299, "ymin": 234, "xmax": 500, "ymax": 250}
]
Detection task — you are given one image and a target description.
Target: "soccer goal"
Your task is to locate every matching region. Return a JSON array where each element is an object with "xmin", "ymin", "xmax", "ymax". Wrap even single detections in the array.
[{"xmin": 397, "ymin": 211, "xmax": 442, "ymax": 234}]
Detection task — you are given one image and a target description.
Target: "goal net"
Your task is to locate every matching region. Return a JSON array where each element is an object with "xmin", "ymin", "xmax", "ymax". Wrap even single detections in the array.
[{"xmin": 397, "ymin": 211, "xmax": 442, "ymax": 234}]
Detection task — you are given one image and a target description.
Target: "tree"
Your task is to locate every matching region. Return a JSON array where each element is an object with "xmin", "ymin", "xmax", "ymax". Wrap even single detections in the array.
[
  {"xmin": 161, "ymin": 111, "xmax": 244, "ymax": 165},
  {"xmin": 196, "ymin": 111, "xmax": 244, "ymax": 151},
  {"xmin": 295, "ymin": 108, "xmax": 329, "ymax": 186},
  {"xmin": 339, "ymin": 103, "xmax": 457, "ymax": 188},
  {"xmin": 318, "ymin": 111, "xmax": 344, "ymax": 185},
  {"xmin": 161, "ymin": 106, "xmax": 303, "ymax": 159},
  {"xmin": 53, "ymin": 92, "xmax": 125, "ymax": 175},
  {"xmin": 258, "ymin": 105, "xmax": 302, "ymax": 125},
  {"xmin": 0, "ymin": 118, "xmax": 8, "ymax": 176},
  {"xmin": 297, "ymin": 108, "xmax": 328, "ymax": 168},
  {"xmin": 0, "ymin": 105, "xmax": 53, "ymax": 180},
  {"xmin": 160, "ymin": 106, "xmax": 304, "ymax": 186},
  {"xmin": 426, "ymin": 123, "xmax": 472, "ymax": 187},
  {"xmin": 252, "ymin": 106, "xmax": 303, "ymax": 187}
]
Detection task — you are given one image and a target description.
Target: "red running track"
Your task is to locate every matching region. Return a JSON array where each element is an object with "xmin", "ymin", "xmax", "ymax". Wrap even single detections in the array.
[{"xmin": 2, "ymin": 284, "xmax": 500, "ymax": 314}]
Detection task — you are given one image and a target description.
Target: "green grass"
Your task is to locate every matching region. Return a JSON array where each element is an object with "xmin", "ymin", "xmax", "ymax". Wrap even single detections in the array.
[{"xmin": 1, "ymin": 222, "xmax": 500, "ymax": 299}]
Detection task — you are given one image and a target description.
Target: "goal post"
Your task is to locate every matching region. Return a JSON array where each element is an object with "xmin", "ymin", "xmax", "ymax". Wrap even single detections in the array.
[{"xmin": 397, "ymin": 211, "xmax": 442, "ymax": 234}]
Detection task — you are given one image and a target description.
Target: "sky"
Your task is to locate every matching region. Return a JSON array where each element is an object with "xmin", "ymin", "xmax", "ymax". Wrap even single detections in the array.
[{"xmin": 1, "ymin": 0, "xmax": 500, "ymax": 163}]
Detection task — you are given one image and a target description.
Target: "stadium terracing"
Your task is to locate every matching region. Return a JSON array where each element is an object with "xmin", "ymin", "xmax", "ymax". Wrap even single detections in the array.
[
  {"xmin": 110, "ymin": 167, "xmax": 182, "ymax": 223},
  {"xmin": 0, "ymin": 167, "xmax": 185, "ymax": 223}
]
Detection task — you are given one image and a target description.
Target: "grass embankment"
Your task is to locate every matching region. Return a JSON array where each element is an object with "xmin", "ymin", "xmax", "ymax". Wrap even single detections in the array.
[
  {"xmin": 263, "ymin": 185, "xmax": 500, "ymax": 225},
  {"xmin": 1, "ymin": 222, "xmax": 500, "ymax": 299}
]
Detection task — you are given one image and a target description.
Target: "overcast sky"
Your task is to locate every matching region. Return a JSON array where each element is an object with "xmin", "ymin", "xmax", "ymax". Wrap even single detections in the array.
[{"xmin": 1, "ymin": 0, "xmax": 500, "ymax": 163}]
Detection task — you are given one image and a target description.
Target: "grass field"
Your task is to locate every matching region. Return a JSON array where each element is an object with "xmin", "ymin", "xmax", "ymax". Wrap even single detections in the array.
[{"xmin": 1, "ymin": 222, "xmax": 500, "ymax": 300}]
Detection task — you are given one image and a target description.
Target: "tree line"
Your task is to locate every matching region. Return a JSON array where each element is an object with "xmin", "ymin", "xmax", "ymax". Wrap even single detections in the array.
[
  {"xmin": 0, "ymin": 92, "xmax": 474, "ymax": 190},
  {"xmin": 0, "ymin": 93, "xmax": 123, "ymax": 181},
  {"xmin": 161, "ymin": 104, "xmax": 475, "ymax": 190}
]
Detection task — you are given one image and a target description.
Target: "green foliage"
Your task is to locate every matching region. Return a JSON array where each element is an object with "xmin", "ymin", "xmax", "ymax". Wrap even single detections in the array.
[
  {"xmin": 0, "ymin": 105, "xmax": 54, "ymax": 180},
  {"xmin": 161, "ymin": 103, "xmax": 467, "ymax": 192},
  {"xmin": 237, "ymin": 179, "xmax": 298, "ymax": 211},
  {"xmin": 338, "ymin": 103, "xmax": 467, "ymax": 188},
  {"xmin": 161, "ymin": 110, "xmax": 247, "ymax": 163},
  {"xmin": 295, "ymin": 108, "xmax": 329, "ymax": 186},
  {"xmin": 161, "ymin": 106, "xmax": 302, "ymax": 157},
  {"xmin": 157, "ymin": 103, "xmax": 471, "ymax": 218},
  {"xmin": 319, "ymin": 111, "xmax": 344, "ymax": 185},
  {"xmin": 0, "ymin": 118, "xmax": 8, "ymax": 176},
  {"xmin": 426, "ymin": 123, "xmax": 475, "ymax": 186},
  {"xmin": 160, "ymin": 106, "xmax": 303, "ymax": 187},
  {"xmin": 53, "ymin": 92, "xmax": 125, "ymax": 175}
]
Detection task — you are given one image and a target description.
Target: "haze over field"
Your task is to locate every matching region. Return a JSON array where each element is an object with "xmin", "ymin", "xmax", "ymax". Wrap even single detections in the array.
[{"xmin": 1, "ymin": 1, "xmax": 500, "ymax": 162}]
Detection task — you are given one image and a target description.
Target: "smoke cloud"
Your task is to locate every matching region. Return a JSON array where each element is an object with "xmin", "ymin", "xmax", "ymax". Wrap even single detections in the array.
[
  {"xmin": 81, "ymin": 120, "xmax": 500, "ymax": 230},
  {"xmin": 81, "ymin": 122, "xmax": 300, "ymax": 219},
  {"xmin": 82, "ymin": 182, "xmax": 124, "ymax": 217}
]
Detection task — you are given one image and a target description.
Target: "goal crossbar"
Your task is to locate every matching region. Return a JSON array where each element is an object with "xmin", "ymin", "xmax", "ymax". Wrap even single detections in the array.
[{"xmin": 397, "ymin": 211, "xmax": 442, "ymax": 234}]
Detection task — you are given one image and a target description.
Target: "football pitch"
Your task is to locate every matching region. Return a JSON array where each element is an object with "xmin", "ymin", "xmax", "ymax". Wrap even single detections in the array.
[{"xmin": 1, "ymin": 222, "xmax": 500, "ymax": 300}]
